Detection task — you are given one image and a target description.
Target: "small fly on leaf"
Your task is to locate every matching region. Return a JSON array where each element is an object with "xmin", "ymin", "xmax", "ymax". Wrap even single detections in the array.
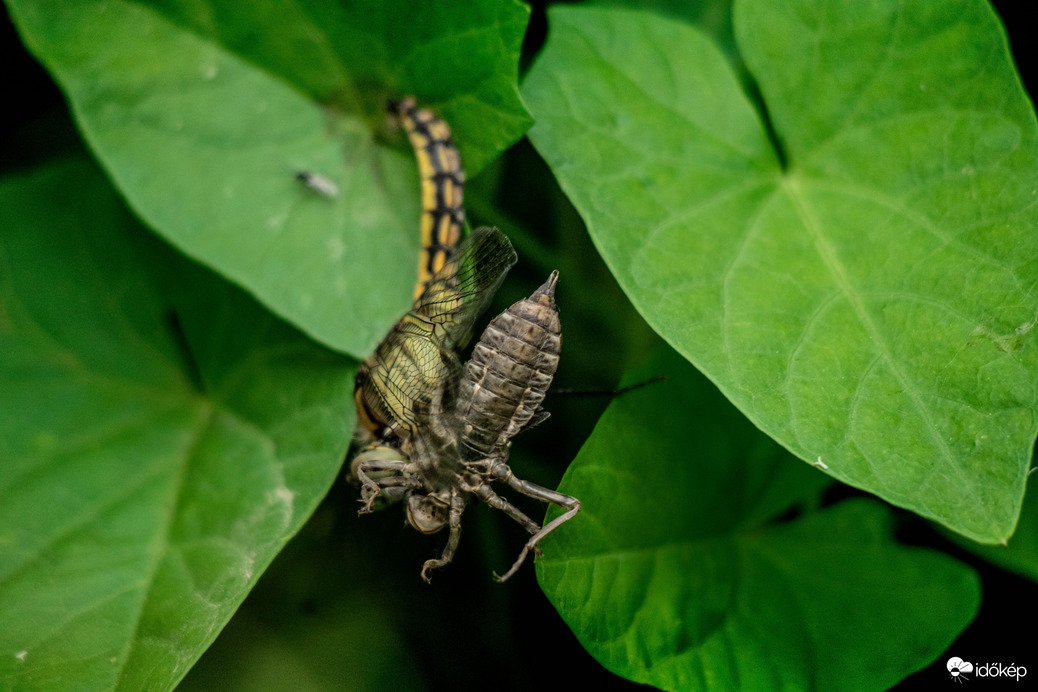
[{"xmin": 294, "ymin": 170, "xmax": 339, "ymax": 198}]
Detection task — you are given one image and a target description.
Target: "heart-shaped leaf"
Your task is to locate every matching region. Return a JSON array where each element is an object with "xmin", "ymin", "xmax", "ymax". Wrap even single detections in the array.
[
  {"xmin": 523, "ymin": 1, "xmax": 1038, "ymax": 543},
  {"xmin": 538, "ymin": 347, "xmax": 980, "ymax": 691},
  {"xmin": 0, "ymin": 158, "xmax": 355, "ymax": 691}
]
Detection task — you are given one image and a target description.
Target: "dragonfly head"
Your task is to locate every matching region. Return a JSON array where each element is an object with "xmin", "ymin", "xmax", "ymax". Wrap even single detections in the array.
[
  {"xmin": 349, "ymin": 444, "xmax": 406, "ymax": 480},
  {"xmin": 406, "ymin": 491, "xmax": 449, "ymax": 534}
]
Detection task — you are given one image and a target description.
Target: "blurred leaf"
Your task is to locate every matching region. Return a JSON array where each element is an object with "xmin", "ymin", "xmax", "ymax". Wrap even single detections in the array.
[
  {"xmin": 6, "ymin": 0, "xmax": 532, "ymax": 356},
  {"xmin": 0, "ymin": 158, "xmax": 354, "ymax": 691},
  {"xmin": 538, "ymin": 347, "xmax": 980, "ymax": 691},
  {"xmin": 524, "ymin": 1, "xmax": 1038, "ymax": 542},
  {"xmin": 179, "ymin": 596, "xmax": 426, "ymax": 692}
]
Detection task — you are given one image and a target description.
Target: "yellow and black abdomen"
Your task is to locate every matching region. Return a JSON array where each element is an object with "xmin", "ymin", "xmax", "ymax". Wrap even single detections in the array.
[
  {"xmin": 389, "ymin": 97, "xmax": 465, "ymax": 298},
  {"xmin": 353, "ymin": 97, "xmax": 469, "ymax": 447}
]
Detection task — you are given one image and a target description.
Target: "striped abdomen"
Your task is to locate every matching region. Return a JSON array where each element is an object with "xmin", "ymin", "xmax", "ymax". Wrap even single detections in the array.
[
  {"xmin": 389, "ymin": 97, "xmax": 465, "ymax": 298},
  {"xmin": 458, "ymin": 272, "xmax": 561, "ymax": 461}
]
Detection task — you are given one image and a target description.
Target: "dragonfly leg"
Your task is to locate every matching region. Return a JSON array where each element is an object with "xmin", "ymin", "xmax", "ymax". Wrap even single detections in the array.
[
  {"xmin": 420, "ymin": 488, "xmax": 467, "ymax": 583},
  {"xmin": 490, "ymin": 462, "xmax": 579, "ymax": 510},
  {"xmin": 472, "ymin": 483, "xmax": 542, "ymax": 535},
  {"xmin": 488, "ymin": 462, "xmax": 580, "ymax": 583},
  {"xmin": 355, "ymin": 458, "xmax": 416, "ymax": 513},
  {"xmin": 493, "ymin": 501, "xmax": 580, "ymax": 583}
]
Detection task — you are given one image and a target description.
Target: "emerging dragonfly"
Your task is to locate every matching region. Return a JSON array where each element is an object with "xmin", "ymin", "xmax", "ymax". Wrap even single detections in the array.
[
  {"xmin": 354, "ymin": 267, "xmax": 580, "ymax": 582},
  {"xmin": 352, "ymin": 226, "xmax": 515, "ymax": 472},
  {"xmin": 352, "ymin": 96, "xmax": 476, "ymax": 461},
  {"xmin": 350, "ymin": 97, "xmax": 579, "ymax": 581}
]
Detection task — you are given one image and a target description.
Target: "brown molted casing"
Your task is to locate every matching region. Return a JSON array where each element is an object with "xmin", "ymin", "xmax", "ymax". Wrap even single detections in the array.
[{"xmin": 458, "ymin": 271, "xmax": 561, "ymax": 462}]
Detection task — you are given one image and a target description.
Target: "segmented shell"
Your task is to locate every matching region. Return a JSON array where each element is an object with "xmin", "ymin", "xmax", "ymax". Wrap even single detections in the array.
[{"xmin": 458, "ymin": 271, "xmax": 561, "ymax": 461}]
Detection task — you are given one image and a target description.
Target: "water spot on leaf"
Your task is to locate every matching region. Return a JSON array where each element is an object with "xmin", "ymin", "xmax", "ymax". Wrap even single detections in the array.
[
  {"xmin": 327, "ymin": 235, "xmax": 345, "ymax": 260},
  {"xmin": 267, "ymin": 211, "xmax": 288, "ymax": 228}
]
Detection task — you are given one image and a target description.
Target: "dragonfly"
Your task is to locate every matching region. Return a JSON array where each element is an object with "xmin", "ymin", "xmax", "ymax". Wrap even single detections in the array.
[
  {"xmin": 350, "ymin": 226, "xmax": 517, "ymax": 498},
  {"xmin": 352, "ymin": 97, "xmax": 471, "ymax": 458},
  {"xmin": 355, "ymin": 270, "xmax": 580, "ymax": 583}
]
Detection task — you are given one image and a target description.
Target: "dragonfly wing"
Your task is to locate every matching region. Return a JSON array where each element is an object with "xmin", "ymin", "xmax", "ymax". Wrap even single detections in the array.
[
  {"xmin": 353, "ymin": 227, "xmax": 515, "ymax": 443},
  {"xmin": 414, "ymin": 226, "xmax": 517, "ymax": 353},
  {"xmin": 358, "ymin": 329, "xmax": 462, "ymax": 438}
]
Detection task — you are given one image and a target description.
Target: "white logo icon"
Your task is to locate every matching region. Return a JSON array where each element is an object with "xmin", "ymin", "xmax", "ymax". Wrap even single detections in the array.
[{"xmin": 947, "ymin": 657, "xmax": 973, "ymax": 683}]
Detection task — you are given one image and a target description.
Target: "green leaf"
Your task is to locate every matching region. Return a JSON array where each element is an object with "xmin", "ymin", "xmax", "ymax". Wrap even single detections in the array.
[
  {"xmin": 538, "ymin": 347, "xmax": 980, "ymax": 691},
  {"xmin": 588, "ymin": 0, "xmax": 739, "ymax": 66},
  {"xmin": 0, "ymin": 158, "xmax": 355, "ymax": 691},
  {"xmin": 6, "ymin": 0, "xmax": 532, "ymax": 357},
  {"xmin": 523, "ymin": 1, "xmax": 1038, "ymax": 542},
  {"xmin": 947, "ymin": 471, "xmax": 1038, "ymax": 583}
]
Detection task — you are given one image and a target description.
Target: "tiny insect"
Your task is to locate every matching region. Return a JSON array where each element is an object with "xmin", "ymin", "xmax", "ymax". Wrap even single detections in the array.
[
  {"xmin": 355, "ymin": 271, "xmax": 580, "ymax": 582},
  {"xmin": 294, "ymin": 170, "xmax": 339, "ymax": 197}
]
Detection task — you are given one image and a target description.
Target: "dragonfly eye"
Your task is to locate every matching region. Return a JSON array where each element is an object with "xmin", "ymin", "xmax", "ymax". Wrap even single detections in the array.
[
  {"xmin": 350, "ymin": 444, "xmax": 407, "ymax": 480},
  {"xmin": 406, "ymin": 493, "xmax": 448, "ymax": 534}
]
